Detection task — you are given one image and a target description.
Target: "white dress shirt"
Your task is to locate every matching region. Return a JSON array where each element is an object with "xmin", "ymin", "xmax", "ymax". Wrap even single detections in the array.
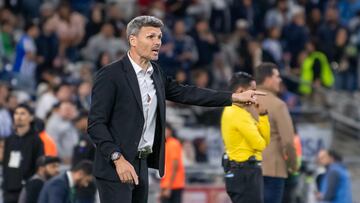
[
  {"xmin": 128, "ymin": 53, "xmax": 158, "ymax": 150},
  {"xmin": 66, "ymin": 171, "xmax": 74, "ymax": 188}
]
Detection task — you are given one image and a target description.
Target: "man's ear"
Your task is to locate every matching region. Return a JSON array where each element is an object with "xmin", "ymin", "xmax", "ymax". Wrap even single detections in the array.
[{"xmin": 129, "ymin": 35, "xmax": 137, "ymax": 47}]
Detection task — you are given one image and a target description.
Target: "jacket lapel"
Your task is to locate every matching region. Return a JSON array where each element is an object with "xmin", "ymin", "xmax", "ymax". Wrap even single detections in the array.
[
  {"xmin": 151, "ymin": 63, "xmax": 165, "ymax": 126},
  {"xmin": 121, "ymin": 55, "xmax": 143, "ymax": 113}
]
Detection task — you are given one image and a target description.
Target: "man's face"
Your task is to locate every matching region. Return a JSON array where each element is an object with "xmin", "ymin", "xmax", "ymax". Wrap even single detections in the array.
[
  {"xmin": 77, "ymin": 172, "xmax": 93, "ymax": 187},
  {"xmin": 266, "ymin": 69, "xmax": 282, "ymax": 93},
  {"xmin": 317, "ymin": 150, "xmax": 331, "ymax": 166},
  {"xmin": 14, "ymin": 107, "xmax": 33, "ymax": 128},
  {"xmin": 44, "ymin": 162, "xmax": 60, "ymax": 178},
  {"xmin": 130, "ymin": 26, "xmax": 162, "ymax": 61}
]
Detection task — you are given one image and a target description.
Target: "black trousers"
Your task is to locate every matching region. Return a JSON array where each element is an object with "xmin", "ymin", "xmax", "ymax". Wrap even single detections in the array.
[
  {"xmin": 160, "ymin": 189, "xmax": 183, "ymax": 203},
  {"xmin": 95, "ymin": 158, "xmax": 148, "ymax": 203},
  {"xmin": 224, "ymin": 164, "xmax": 263, "ymax": 203},
  {"xmin": 3, "ymin": 190, "xmax": 21, "ymax": 203}
]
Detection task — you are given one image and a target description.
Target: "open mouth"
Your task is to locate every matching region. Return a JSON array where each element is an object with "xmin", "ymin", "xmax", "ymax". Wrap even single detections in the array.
[{"xmin": 152, "ymin": 48, "xmax": 159, "ymax": 54}]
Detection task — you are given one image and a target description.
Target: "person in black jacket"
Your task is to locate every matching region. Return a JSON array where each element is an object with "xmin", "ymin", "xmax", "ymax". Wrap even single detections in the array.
[
  {"xmin": 18, "ymin": 156, "xmax": 61, "ymax": 203},
  {"xmin": 1, "ymin": 104, "xmax": 44, "ymax": 203},
  {"xmin": 88, "ymin": 15, "xmax": 265, "ymax": 203}
]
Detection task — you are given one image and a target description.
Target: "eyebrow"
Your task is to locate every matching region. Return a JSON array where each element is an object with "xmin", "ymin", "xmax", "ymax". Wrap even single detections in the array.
[{"xmin": 146, "ymin": 32, "xmax": 162, "ymax": 37}]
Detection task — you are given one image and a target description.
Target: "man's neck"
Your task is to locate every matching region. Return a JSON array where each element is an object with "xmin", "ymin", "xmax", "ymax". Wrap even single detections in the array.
[
  {"xmin": 129, "ymin": 50, "xmax": 150, "ymax": 70},
  {"xmin": 16, "ymin": 126, "xmax": 30, "ymax": 136},
  {"xmin": 257, "ymin": 85, "xmax": 276, "ymax": 94}
]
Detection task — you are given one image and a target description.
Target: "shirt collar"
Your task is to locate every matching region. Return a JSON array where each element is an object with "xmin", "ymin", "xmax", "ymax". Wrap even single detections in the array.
[
  {"xmin": 66, "ymin": 171, "xmax": 75, "ymax": 188},
  {"xmin": 127, "ymin": 52, "xmax": 153, "ymax": 75}
]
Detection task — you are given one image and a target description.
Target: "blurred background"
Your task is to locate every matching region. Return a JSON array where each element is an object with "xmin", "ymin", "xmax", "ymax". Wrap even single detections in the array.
[{"xmin": 0, "ymin": 0, "xmax": 359, "ymax": 202}]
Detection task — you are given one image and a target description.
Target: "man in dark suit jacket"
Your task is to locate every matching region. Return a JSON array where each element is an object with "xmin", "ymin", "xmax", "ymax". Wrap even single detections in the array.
[
  {"xmin": 38, "ymin": 161, "xmax": 93, "ymax": 203},
  {"xmin": 88, "ymin": 15, "xmax": 264, "ymax": 203}
]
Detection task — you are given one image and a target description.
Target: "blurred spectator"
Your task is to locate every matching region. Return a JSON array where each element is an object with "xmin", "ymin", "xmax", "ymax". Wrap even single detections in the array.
[
  {"xmin": 192, "ymin": 69, "xmax": 209, "ymax": 88},
  {"xmin": 82, "ymin": 22, "xmax": 127, "ymax": 62},
  {"xmin": 337, "ymin": 0, "xmax": 360, "ymax": 25},
  {"xmin": 47, "ymin": 2, "xmax": 85, "ymax": 61},
  {"xmin": 39, "ymin": 2, "xmax": 56, "ymax": 23},
  {"xmin": 307, "ymin": 6, "xmax": 323, "ymax": 36},
  {"xmin": 223, "ymin": 19, "xmax": 252, "ymax": 73},
  {"xmin": 255, "ymin": 63, "xmax": 297, "ymax": 203},
  {"xmin": 317, "ymin": 6, "xmax": 348, "ymax": 65},
  {"xmin": 69, "ymin": 0, "xmax": 94, "ymax": 17},
  {"xmin": 186, "ymin": 0, "xmax": 211, "ymax": 23},
  {"xmin": 35, "ymin": 83, "xmax": 73, "ymax": 120},
  {"xmin": 175, "ymin": 69, "xmax": 187, "ymax": 84},
  {"xmin": 72, "ymin": 111, "xmax": 96, "ymax": 203},
  {"xmin": 2, "ymin": 104, "xmax": 44, "ymax": 203},
  {"xmin": 211, "ymin": 53, "xmax": 232, "ymax": 90},
  {"xmin": 182, "ymin": 139, "xmax": 195, "ymax": 167},
  {"xmin": 33, "ymin": 118, "xmax": 58, "ymax": 156},
  {"xmin": 38, "ymin": 160, "xmax": 94, "ymax": 203},
  {"xmin": 96, "ymin": 51, "xmax": 111, "ymax": 70},
  {"xmin": 192, "ymin": 19, "xmax": 219, "ymax": 69},
  {"xmin": 209, "ymin": 0, "xmax": 231, "ymax": 34},
  {"xmin": 230, "ymin": 0, "xmax": 265, "ymax": 35},
  {"xmin": 76, "ymin": 81, "xmax": 92, "ymax": 111},
  {"xmin": 193, "ymin": 138, "xmax": 208, "ymax": 163},
  {"xmin": 0, "ymin": 19, "xmax": 15, "ymax": 62},
  {"xmin": 160, "ymin": 124, "xmax": 185, "ymax": 203},
  {"xmin": 282, "ymin": 6, "xmax": 309, "ymax": 69},
  {"xmin": 316, "ymin": 149, "xmax": 352, "ymax": 203},
  {"xmin": 0, "ymin": 82, "xmax": 12, "ymax": 138},
  {"xmin": 298, "ymin": 40, "xmax": 335, "ymax": 95},
  {"xmin": 46, "ymin": 101, "xmax": 78, "ymax": 164},
  {"xmin": 279, "ymin": 83, "xmax": 301, "ymax": 112},
  {"xmin": 18, "ymin": 156, "xmax": 61, "ymax": 203},
  {"xmin": 172, "ymin": 19, "xmax": 198, "ymax": 73},
  {"xmin": 72, "ymin": 111, "xmax": 94, "ymax": 167},
  {"xmin": 12, "ymin": 21, "xmax": 40, "ymax": 94},
  {"xmin": 36, "ymin": 18, "xmax": 59, "ymax": 81},
  {"xmin": 262, "ymin": 26, "xmax": 283, "ymax": 67},
  {"xmin": 106, "ymin": 2, "xmax": 127, "ymax": 37},
  {"xmin": 265, "ymin": 0, "xmax": 289, "ymax": 29},
  {"xmin": 82, "ymin": 4, "xmax": 104, "ymax": 47}
]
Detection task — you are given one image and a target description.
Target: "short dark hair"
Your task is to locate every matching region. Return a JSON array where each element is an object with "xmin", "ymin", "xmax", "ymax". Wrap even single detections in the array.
[
  {"xmin": 328, "ymin": 150, "xmax": 342, "ymax": 162},
  {"xmin": 255, "ymin": 62, "xmax": 279, "ymax": 85},
  {"xmin": 15, "ymin": 103, "xmax": 34, "ymax": 115},
  {"xmin": 71, "ymin": 160, "xmax": 93, "ymax": 175},
  {"xmin": 24, "ymin": 21, "xmax": 37, "ymax": 32},
  {"xmin": 36, "ymin": 156, "xmax": 61, "ymax": 169},
  {"xmin": 228, "ymin": 72, "xmax": 254, "ymax": 92}
]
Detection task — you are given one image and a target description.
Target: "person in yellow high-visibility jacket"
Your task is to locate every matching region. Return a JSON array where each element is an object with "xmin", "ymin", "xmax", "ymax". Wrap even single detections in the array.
[
  {"xmin": 221, "ymin": 72, "xmax": 270, "ymax": 203},
  {"xmin": 299, "ymin": 42, "xmax": 335, "ymax": 95}
]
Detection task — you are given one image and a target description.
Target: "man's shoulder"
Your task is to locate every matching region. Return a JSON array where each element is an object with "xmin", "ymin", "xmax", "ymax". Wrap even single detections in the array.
[
  {"xmin": 44, "ymin": 173, "xmax": 67, "ymax": 188},
  {"xmin": 95, "ymin": 58, "xmax": 126, "ymax": 79}
]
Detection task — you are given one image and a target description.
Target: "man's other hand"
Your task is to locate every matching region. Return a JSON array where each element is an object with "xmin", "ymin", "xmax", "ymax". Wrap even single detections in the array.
[{"xmin": 114, "ymin": 156, "xmax": 139, "ymax": 185}]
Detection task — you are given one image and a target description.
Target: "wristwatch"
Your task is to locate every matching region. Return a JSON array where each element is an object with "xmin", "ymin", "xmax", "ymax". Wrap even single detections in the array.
[{"xmin": 111, "ymin": 152, "xmax": 122, "ymax": 162}]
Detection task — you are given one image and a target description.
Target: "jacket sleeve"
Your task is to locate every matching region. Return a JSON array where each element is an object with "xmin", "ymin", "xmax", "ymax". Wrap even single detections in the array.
[
  {"xmin": 234, "ymin": 114, "xmax": 267, "ymax": 151},
  {"xmin": 257, "ymin": 115, "xmax": 271, "ymax": 146},
  {"xmin": 87, "ymin": 67, "xmax": 121, "ymax": 162},
  {"xmin": 46, "ymin": 182, "xmax": 68, "ymax": 203},
  {"xmin": 156, "ymin": 64, "xmax": 232, "ymax": 107},
  {"xmin": 274, "ymin": 102, "xmax": 297, "ymax": 171}
]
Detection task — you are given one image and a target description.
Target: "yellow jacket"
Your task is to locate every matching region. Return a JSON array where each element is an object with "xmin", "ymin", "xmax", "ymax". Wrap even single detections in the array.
[{"xmin": 221, "ymin": 105, "xmax": 270, "ymax": 162}]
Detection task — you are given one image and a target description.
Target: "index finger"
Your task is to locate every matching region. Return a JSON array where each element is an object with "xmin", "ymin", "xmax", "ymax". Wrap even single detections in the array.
[
  {"xmin": 130, "ymin": 168, "xmax": 139, "ymax": 185},
  {"xmin": 253, "ymin": 91, "xmax": 266, "ymax": 96}
]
